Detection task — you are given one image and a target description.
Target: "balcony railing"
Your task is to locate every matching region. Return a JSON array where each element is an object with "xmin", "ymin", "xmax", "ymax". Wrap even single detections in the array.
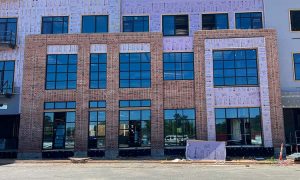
[{"xmin": 0, "ymin": 31, "xmax": 16, "ymax": 49}]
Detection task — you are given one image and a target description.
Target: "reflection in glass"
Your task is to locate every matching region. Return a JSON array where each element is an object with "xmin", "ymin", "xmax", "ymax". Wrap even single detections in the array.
[
  {"xmin": 215, "ymin": 107, "xmax": 262, "ymax": 146},
  {"xmin": 43, "ymin": 111, "xmax": 76, "ymax": 150},
  {"xmin": 89, "ymin": 111, "xmax": 106, "ymax": 149},
  {"xmin": 119, "ymin": 110, "xmax": 151, "ymax": 148},
  {"xmin": 164, "ymin": 109, "xmax": 196, "ymax": 146}
]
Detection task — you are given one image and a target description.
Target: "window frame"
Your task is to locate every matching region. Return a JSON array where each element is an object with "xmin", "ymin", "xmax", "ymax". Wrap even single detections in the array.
[
  {"xmin": 122, "ymin": 15, "xmax": 149, "ymax": 32},
  {"xmin": 215, "ymin": 107, "xmax": 263, "ymax": 146},
  {"xmin": 235, "ymin": 12, "xmax": 263, "ymax": 29},
  {"xmin": 118, "ymin": 109, "xmax": 151, "ymax": 148},
  {"xmin": 0, "ymin": 17, "xmax": 18, "ymax": 43},
  {"xmin": 0, "ymin": 60, "xmax": 15, "ymax": 94},
  {"xmin": 293, "ymin": 53, "xmax": 300, "ymax": 81},
  {"xmin": 44, "ymin": 101, "xmax": 76, "ymax": 110},
  {"xmin": 163, "ymin": 52, "xmax": 195, "ymax": 80},
  {"xmin": 119, "ymin": 52, "xmax": 151, "ymax": 89},
  {"xmin": 162, "ymin": 14, "xmax": 189, "ymax": 36},
  {"xmin": 119, "ymin": 100, "xmax": 151, "ymax": 108},
  {"xmin": 90, "ymin": 53, "xmax": 107, "ymax": 89},
  {"xmin": 42, "ymin": 102, "xmax": 76, "ymax": 150},
  {"xmin": 89, "ymin": 100, "xmax": 106, "ymax": 109},
  {"xmin": 213, "ymin": 49, "xmax": 260, "ymax": 87},
  {"xmin": 81, "ymin": 15, "xmax": 109, "ymax": 33},
  {"xmin": 88, "ymin": 109, "xmax": 106, "ymax": 149},
  {"xmin": 41, "ymin": 16, "xmax": 69, "ymax": 34},
  {"xmin": 290, "ymin": 10, "xmax": 300, "ymax": 32},
  {"xmin": 164, "ymin": 108, "xmax": 196, "ymax": 147},
  {"xmin": 202, "ymin": 13, "xmax": 229, "ymax": 30},
  {"xmin": 45, "ymin": 54, "xmax": 77, "ymax": 90}
]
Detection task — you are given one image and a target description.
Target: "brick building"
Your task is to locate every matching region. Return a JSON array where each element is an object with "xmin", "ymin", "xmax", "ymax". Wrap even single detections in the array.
[{"xmin": 0, "ymin": 0, "xmax": 286, "ymax": 159}]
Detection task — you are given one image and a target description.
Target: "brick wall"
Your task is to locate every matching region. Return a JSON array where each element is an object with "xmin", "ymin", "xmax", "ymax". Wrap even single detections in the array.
[
  {"xmin": 19, "ymin": 29, "xmax": 284, "ymax": 157},
  {"xmin": 19, "ymin": 33, "xmax": 167, "ymax": 156}
]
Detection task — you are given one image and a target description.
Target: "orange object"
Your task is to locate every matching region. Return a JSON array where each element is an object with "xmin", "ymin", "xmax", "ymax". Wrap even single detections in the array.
[{"xmin": 279, "ymin": 143, "xmax": 283, "ymax": 161}]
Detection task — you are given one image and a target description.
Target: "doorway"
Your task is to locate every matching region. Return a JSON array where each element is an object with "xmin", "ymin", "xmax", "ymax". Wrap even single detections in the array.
[
  {"xmin": 283, "ymin": 108, "xmax": 300, "ymax": 144},
  {"xmin": 0, "ymin": 115, "xmax": 19, "ymax": 150},
  {"xmin": 128, "ymin": 121, "xmax": 142, "ymax": 147}
]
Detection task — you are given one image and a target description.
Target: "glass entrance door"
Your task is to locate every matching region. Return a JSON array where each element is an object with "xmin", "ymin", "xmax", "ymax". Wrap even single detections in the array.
[
  {"xmin": 227, "ymin": 118, "xmax": 251, "ymax": 145},
  {"xmin": 128, "ymin": 121, "xmax": 141, "ymax": 147},
  {"xmin": 53, "ymin": 113, "xmax": 66, "ymax": 149}
]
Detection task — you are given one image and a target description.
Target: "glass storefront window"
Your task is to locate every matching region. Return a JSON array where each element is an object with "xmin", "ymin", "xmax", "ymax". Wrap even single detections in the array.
[
  {"xmin": 164, "ymin": 109, "xmax": 196, "ymax": 147},
  {"xmin": 215, "ymin": 107, "xmax": 262, "ymax": 146},
  {"xmin": 119, "ymin": 102, "xmax": 151, "ymax": 148}
]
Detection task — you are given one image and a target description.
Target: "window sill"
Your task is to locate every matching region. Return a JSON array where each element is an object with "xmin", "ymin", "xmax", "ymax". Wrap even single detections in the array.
[
  {"xmin": 163, "ymin": 35, "xmax": 190, "ymax": 37},
  {"xmin": 118, "ymin": 147, "xmax": 151, "ymax": 150},
  {"xmin": 214, "ymin": 85, "xmax": 259, "ymax": 88},
  {"xmin": 42, "ymin": 149, "xmax": 74, "ymax": 152},
  {"xmin": 164, "ymin": 79, "xmax": 194, "ymax": 81},
  {"xmin": 226, "ymin": 145, "xmax": 263, "ymax": 148}
]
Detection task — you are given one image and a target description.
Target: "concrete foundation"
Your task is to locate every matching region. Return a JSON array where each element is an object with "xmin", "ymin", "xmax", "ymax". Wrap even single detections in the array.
[{"xmin": 17, "ymin": 152, "xmax": 42, "ymax": 160}]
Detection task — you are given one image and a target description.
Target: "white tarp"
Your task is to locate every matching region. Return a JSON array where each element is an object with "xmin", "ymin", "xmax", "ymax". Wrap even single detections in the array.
[{"xmin": 186, "ymin": 140, "xmax": 226, "ymax": 161}]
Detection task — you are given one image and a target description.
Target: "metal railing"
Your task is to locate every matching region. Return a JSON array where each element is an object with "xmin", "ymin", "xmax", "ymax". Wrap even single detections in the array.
[{"xmin": 0, "ymin": 31, "xmax": 16, "ymax": 48}]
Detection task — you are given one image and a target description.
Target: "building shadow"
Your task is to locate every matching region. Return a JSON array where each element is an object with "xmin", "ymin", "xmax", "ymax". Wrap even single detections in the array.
[{"xmin": 0, "ymin": 159, "xmax": 15, "ymax": 166}]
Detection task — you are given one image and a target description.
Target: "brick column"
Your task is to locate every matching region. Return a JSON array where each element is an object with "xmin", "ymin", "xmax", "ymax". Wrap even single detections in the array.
[
  {"xmin": 74, "ymin": 37, "xmax": 90, "ymax": 157},
  {"xmin": 150, "ymin": 34, "xmax": 164, "ymax": 157},
  {"xmin": 18, "ymin": 37, "xmax": 47, "ymax": 159},
  {"xmin": 265, "ymin": 31, "xmax": 285, "ymax": 157},
  {"xmin": 194, "ymin": 36, "xmax": 208, "ymax": 141},
  {"xmin": 104, "ymin": 38, "xmax": 120, "ymax": 159}
]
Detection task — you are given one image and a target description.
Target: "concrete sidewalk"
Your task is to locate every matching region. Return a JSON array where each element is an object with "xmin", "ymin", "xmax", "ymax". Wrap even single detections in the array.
[
  {"xmin": 0, "ymin": 158, "xmax": 296, "ymax": 166},
  {"xmin": 0, "ymin": 162, "xmax": 299, "ymax": 180}
]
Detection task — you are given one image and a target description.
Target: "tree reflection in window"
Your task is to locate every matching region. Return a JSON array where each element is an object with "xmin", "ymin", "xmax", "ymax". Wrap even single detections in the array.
[{"xmin": 164, "ymin": 109, "xmax": 196, "ymax": 147}]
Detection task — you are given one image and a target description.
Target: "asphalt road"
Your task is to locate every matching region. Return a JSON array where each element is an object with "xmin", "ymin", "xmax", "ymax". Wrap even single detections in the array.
[{"xmin": 0, "ymin": 162, "xmax": 299, "ymax": 180}]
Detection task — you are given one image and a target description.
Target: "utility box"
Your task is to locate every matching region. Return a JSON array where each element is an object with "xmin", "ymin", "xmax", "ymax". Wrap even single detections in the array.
[{"xmin": 186, "ymin": 140, "xmax": 226, "ymax": 161}]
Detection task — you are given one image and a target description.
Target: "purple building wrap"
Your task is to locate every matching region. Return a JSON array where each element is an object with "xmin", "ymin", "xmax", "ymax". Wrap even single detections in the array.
[
  {"xmin": 122, "ymin": 0, "xmax": 264, "ymax": 51},
  {"xmin": 186, "ymin": 140, "xmax": 226, "ymax": 161}
]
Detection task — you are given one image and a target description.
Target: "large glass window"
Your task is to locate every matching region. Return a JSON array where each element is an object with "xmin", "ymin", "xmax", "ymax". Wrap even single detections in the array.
[
  {"xmin": 294, "ymin": 54, "xmax": 300, "ymax": 80},
  {"xmin": 202, "ymin": 14, "xmax": 229, "ymax": 30},
  {"xmin": 42, "ymin": 16, "xmax": 68, "ymax": 34},
  {"xmin": 123, "ymin": 16, "xmax": 149, "ymax": 32},
  {"xmin": 163, "ymin": 52, "xmax": 194, "ymax": 80},
  {"xmin": 213, "ymin": 49, "xmax": 258, "ymax": 86},
  {"xmin": 162, "ymin": 15, "xmax": 189, "ymax": 36},
  {"xmin": 164, "ymin": 109, "xmax": 196, "ymax": 147},
  {"xmin": 82, "ymin": 15, "xmax": 108, "ymax": 33},
  {"xmin": 119, "ymin": 53, "xmax": 151, "ymax": 88},
  {"xmin": 0, "ymin": 61, "xmax": 14, "ymax": 94},
  {"xmin": 235, "ymin": 12, "xmax": 263, "ymax": 29},
  {"xmin": 43, "ymin": 102, "xmax": 76, "ymax": 150},
  {"xmin": 46, "ymin": 54, "xmax": 77, "ymax": 90},
  {"xmin": 290, "ymin": 11, "xmax": 300, "ymax": 31},
  {"xmin": 119, "ymin": 107, "xmax": 151, "ymax": 148},
  {"xmin": 0, "ymin": 18, "xmax": 17, "ymax": 44},
  {"xmin": 90, "ymin": 54, "xmax": 107, "ymax": 89},
  {"xmin": 89, "ymin": 101, "xmax": 106, "ymax": 149},
  {"xmin": 215, "ymin": 108, "xmax": 262, "ymax": 146}
]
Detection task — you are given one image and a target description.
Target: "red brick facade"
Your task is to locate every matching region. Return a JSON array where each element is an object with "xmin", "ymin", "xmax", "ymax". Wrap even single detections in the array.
[{"xmin": 19, "ymin": 30, "xmax": 284, "ymax": 158}]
